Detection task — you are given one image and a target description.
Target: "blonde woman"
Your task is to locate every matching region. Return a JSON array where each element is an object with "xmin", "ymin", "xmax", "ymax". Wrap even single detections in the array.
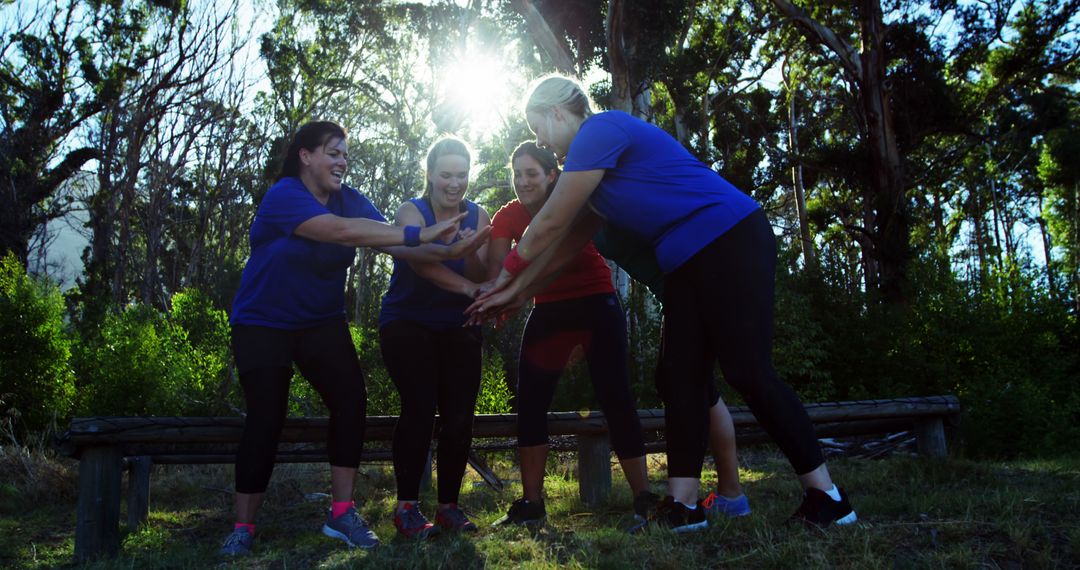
[{"xmin": 472, "ymin": 76, "xmax": 856, "ymax": 532}]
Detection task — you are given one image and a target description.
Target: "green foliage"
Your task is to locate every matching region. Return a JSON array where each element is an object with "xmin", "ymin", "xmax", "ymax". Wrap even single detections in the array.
[
  {"xmin": 777, "ymin": 254, "xmax": 1080, "ymax": 458},
  {"xmin": 350, "ymin": 325, "xmax": 398, "ymax": 416},
  {"xmin": 0, "ymin": 253, "xmax": 75, "ymax": 432},
  {"xmin": 71, "ymin": 293, "xmax": 230, "ymax": 417},
  {"xmin": 168, "ymin": 289, "xmax": 239, "ymax": 412},
  {"xmin": 475, "ymin": 349, "xmax": 513, "ymax": 414}
]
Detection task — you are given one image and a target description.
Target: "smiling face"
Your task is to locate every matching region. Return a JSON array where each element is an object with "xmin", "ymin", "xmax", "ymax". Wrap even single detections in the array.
[
  {"xmin": 299, "ymin": 136, "xmax": 348, "ymax": 199},
  {"xmin": 428, "ymin": 153, "xmax": 470, "ymax": 211},
  {"xmin": 512, "ymin": 153, "xmax": 556, "ymax": 213},
  {"xmin": 526, "ymin": 107, "xmax": 579, "ymax": 160}
]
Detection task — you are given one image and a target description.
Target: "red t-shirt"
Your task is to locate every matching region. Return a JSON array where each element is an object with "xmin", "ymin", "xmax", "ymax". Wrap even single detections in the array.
[{"xmin": 491, "ymin": 200, "xmax": 615, "ymax": 304}]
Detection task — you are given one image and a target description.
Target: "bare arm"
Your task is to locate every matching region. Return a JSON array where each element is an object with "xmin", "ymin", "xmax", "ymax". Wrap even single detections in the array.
[
  {"xmin": 516, "ymin": 169, "xmax": 605, "ymax": 262},
  {"xmin": 465, "ymin": 211, "xmax": 602, "ymax": 323},
  {"xmin": 379, "ymin": 225, "xmax": 492, "ymax": 263},
  {"xmin": 513, "ymin": 210, "xmax": 602, "ymax": 299},
  {"xmin": 485, "ymin": 236, "xmax": 513, "ymax": 281},
  {"xmin": 393, "ymin": 201, "xmax": 483, "ymax": 298},
  {"xmin": 294, "ymin": 211, "xmax": 464, "ymax": 247},
  {"xmin": 463, "ymin": 207, "xmax": 491, "ymax": 282}
]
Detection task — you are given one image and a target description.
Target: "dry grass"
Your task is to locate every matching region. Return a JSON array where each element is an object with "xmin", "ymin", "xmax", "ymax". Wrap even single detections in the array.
[{"xmin": 1, "ymin": 439, "xmax": 1078, "ymax": 569}]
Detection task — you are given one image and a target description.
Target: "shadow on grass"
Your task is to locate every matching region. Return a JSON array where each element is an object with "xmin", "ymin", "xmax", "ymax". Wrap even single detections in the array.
[{"xmin": 2, "ymin": 450, "xmax": 1078, "ymax": 568}]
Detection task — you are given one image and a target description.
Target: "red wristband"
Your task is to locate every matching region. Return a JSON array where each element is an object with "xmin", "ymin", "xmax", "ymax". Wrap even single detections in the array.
[{"xmin": 503, "ymin": 248, "xmax": 531, "ymax": 276}]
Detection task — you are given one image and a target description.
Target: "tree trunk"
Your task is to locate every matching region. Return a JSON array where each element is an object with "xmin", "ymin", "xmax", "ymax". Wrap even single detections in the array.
[
  {"xmin": 784, "ymin": 63, "xmax": 817, "ymax": 272},
  {"xmin": 1036, "ymin": 193, "xmax": 1057, "ymax": 300},
  {"xmin": 769, "ymin": 0, "xmax": 909, "ymax": 304},
  {"xmin": 513, "ymin": 0, "xmax": 576, "ymax": 75},
  {"xmin": 857, "ymin": 0, "xmax": 907, "ymax": 304}
]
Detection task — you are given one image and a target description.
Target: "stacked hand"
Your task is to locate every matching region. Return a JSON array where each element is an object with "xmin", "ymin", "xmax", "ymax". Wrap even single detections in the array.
[
  {"xmin": 447, "ymin": 225, "xmax": 492, "ymax": 258},
  {"xmin": 464, "ymin": 270, "xmax": 524, "ymax": 327}
]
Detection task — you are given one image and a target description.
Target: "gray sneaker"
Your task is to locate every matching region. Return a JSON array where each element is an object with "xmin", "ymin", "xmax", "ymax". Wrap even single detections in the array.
[
  {"xmin": 219, "ymin": 527, "xmax": 254, "ymax": 556},
  {"xmin": 322, "ymin": 507, "xmax": 381, "ymax": 549}
]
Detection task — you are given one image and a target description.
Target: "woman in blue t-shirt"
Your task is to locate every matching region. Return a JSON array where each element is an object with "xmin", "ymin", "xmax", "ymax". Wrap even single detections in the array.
[
  {"xmin": 378, "ymin": 136, "xmax": 490, "ymax": 539},
  {"xmin": 472, "ymin": 75, "xmax": 857, "ymax": 532},
  {"xmin": 222, "ymin": 122, "xmax": 486, "ymax": 556}
]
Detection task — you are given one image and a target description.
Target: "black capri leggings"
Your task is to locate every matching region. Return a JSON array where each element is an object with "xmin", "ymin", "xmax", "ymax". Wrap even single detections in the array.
[
  {"xmin": 231, "ymin": 320, "xmax": 367, "ymax": 494},
  {"xmin": 659, "ymin": 208, "xmax": 824, "ymax": 478},
  {"xmin": 379, "ymin": 320, "xmax": 482, "ymax": 504},
  {"xmin": 517, "ymin": 293, "xmax": 645, "ymax": 460}
]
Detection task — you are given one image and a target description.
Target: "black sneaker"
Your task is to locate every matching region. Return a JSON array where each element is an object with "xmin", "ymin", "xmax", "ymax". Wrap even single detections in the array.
[
  {"xmin": 491, "ymin": 498, "xmax": 546, "ymax": 528},
  {"xmin": 628, "ymin": 490, "xmax": 660, "ymax": 534},
  {"xmin": 791, "ymin": 487, "xmax": 857, "ymax": 527},
  {"xmin": 649, "ymin": 495, "xmax": 709, "ymax": 533}
]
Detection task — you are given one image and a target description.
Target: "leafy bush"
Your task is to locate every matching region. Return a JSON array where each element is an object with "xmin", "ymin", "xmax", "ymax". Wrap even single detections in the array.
[
  {"xmin": 476, "ymin": 349, "xmax": 513, "ymax": 414},
  {"xmin": 0, "ymin": 253, "xmax": 75, "ymax": 432},
  {"xmin": 72, "ymin": 300, "xmax": 224, "ymax": 416},
  {"xmin": 351, "ymin": 324, "xmax": 398, "ymax": 416},
  {"xmin": 169, "ymin": 289, "xmax": 235, "ymax": 411}
]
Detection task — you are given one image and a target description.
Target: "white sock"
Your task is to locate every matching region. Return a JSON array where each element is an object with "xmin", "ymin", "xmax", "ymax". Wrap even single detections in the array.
[
  {"xmin": 676, "ymin": 500, "xmax": 698, "ymax": 510},
  {"xmin": 824, "ymin": 485, "xmax": 842, "ymax": 502}
]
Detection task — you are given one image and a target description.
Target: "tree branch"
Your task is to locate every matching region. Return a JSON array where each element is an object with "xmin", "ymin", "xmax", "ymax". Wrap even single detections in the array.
[
  {"xmin": 767, "ymin": 0, "xmax": 863, "ymax": 81},
  {"xmin": 513, "ymin": 0, "xmax": 576, "ymax": 75}
]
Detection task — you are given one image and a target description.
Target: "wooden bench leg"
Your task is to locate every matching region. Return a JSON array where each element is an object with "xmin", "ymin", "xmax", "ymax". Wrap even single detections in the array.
[
  {"xmin": 75, "ymin": 446, "xmax": 124, "ymax": 562},
  {"xmin": 127, "ymin": 456, "xmax": 153, "ymax": 530},
  {"xmin": 577, "ymin": 434, "xmax": 612, "ymax": 506},
  {"xmin": 915, "ymin": 417, "xmax": 948, "ymax": 458}
]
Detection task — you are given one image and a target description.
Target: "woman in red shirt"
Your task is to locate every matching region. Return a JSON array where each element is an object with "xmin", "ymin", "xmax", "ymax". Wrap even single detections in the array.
[{"xmin": 488, "ymin": 142, "xmax": 653, "ymax": 530}]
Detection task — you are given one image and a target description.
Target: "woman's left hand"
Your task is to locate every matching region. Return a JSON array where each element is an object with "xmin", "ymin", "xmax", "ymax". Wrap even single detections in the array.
[{"xmin": 420, "ymin": 211, "xmax": 467, "ymax": 243}]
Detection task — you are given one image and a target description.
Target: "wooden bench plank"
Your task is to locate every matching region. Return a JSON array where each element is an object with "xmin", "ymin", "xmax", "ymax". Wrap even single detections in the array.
[{"xmin": 63, "ymin": 395, "xmax": 960, "ymax": 561}]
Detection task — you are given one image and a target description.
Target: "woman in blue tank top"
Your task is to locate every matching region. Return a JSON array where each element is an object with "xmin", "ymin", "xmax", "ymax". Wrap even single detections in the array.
[
  {"xmin": 379, "ymin": 136, "xmax": 490, "ymax": 538},
  {"xmin": 471, "ymin": 74, "xmax": 857, "ymax": 532}
]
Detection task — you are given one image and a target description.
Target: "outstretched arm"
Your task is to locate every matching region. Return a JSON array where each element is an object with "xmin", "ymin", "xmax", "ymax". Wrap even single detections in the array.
[
  {"xmin": 515, "ymin": 169, "xmax": 604, "ymax": 263},
  {"xmin": 466, "ymin": 210, "xmax": 602, "ymax": 324},
  {"xmin": 379, "ymin": 225, "xmax": 492, "ymax": 263},
  {"xmin": 295, "ymin": 211, "xmax": 464, "ymax": 247},
  {"xmin": 389, "ymin": 201, "xmax": 484, "ymax": 298}
]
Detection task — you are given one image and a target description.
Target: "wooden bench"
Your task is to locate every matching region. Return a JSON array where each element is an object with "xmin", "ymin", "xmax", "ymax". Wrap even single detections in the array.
[{"xmin": 58, "ymin": 395, "xmax": 959, "ymax": 561}]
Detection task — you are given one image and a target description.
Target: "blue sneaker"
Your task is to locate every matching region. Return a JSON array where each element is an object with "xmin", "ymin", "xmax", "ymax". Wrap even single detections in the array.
[
  {"xmin": 219, "ymin": 527, "xmax": 254, "ymax": 556},
  {"xmin": 703, "ymin": 492, "xmax": 751, "ymax": 518},
  {"xmin": 323, "ymin": 507, "xmax": 381, "ymax": 549},
  {"xmin": 394, "ymin": 502, "xmax": 440, "ymax": 539}
]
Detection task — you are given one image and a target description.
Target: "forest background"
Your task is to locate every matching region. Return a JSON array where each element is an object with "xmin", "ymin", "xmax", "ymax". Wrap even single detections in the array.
[{"xmin": 1, "ymin": 0, "xmax": 1077, "ymax": 459}]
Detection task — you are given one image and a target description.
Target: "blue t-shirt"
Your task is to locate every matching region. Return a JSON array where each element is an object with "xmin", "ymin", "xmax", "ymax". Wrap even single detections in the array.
[
  {"xmin": 379, "ymin": 198, "xmax": 480, "ymax": 330},
  {"xmin": 562, "ymin": 110, "xmax": 760, "ymax": 273},
  {"xmin": 231, "ymin": 177, "xmax": 386, "ymax": 329}
]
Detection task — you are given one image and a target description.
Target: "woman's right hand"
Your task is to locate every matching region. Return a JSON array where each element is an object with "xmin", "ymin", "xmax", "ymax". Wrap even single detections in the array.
[{"xmin": 419, "ymin": 212, "xmax": 468, "ymax": 244}]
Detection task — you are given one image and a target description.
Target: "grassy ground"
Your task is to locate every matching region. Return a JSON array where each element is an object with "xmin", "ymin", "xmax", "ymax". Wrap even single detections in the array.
[{"xmin": 1, "ymin": 446, "xmax": 1078, "ymax": 569}]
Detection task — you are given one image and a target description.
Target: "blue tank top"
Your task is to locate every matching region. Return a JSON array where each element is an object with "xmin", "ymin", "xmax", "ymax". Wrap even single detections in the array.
[{"xmin": 379, "ymin": 198, "xmax": 479, "ymax": 329}]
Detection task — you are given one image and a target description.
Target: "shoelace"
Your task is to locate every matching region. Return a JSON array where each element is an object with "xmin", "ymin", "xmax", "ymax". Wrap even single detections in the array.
[
  {"xmin": 702, "ymin": 492, "xmax": 718, "ymax": 509},
  {"xmin": 340, "ymin": 510, "xmax": 369, "ymax": 532}
]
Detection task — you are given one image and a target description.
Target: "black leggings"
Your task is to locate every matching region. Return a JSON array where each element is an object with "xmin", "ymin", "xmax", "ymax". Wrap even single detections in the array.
[
  {"xmin": 379, "ymin": 320, "xmax": 482, "ymax": 504},
  {"xmin": 660, "ymin": 209, "xmax": 824, "ymax": 477},
  {"xmin": 231, "ymin": 320, "xmax": 367, "ymax": 494},
  {"xmin": 517, "ymin": 293, "xmax": 645, "ymax": 460}
]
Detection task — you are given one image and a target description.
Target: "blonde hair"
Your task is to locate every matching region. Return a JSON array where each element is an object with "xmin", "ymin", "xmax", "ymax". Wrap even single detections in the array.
[
  {"xmin": 524, "ymin": 74, "xmax": 597, "ymax": 119},
  {"xmin": 422, "ymin": 135, "xmax": 472, "ymax": 197}
]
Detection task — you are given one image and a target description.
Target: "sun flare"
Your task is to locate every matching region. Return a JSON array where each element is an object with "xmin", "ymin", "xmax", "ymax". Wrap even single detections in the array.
[{"xmin": 432, "ymin": 51, "xmax": 518, "ymax": 140}]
